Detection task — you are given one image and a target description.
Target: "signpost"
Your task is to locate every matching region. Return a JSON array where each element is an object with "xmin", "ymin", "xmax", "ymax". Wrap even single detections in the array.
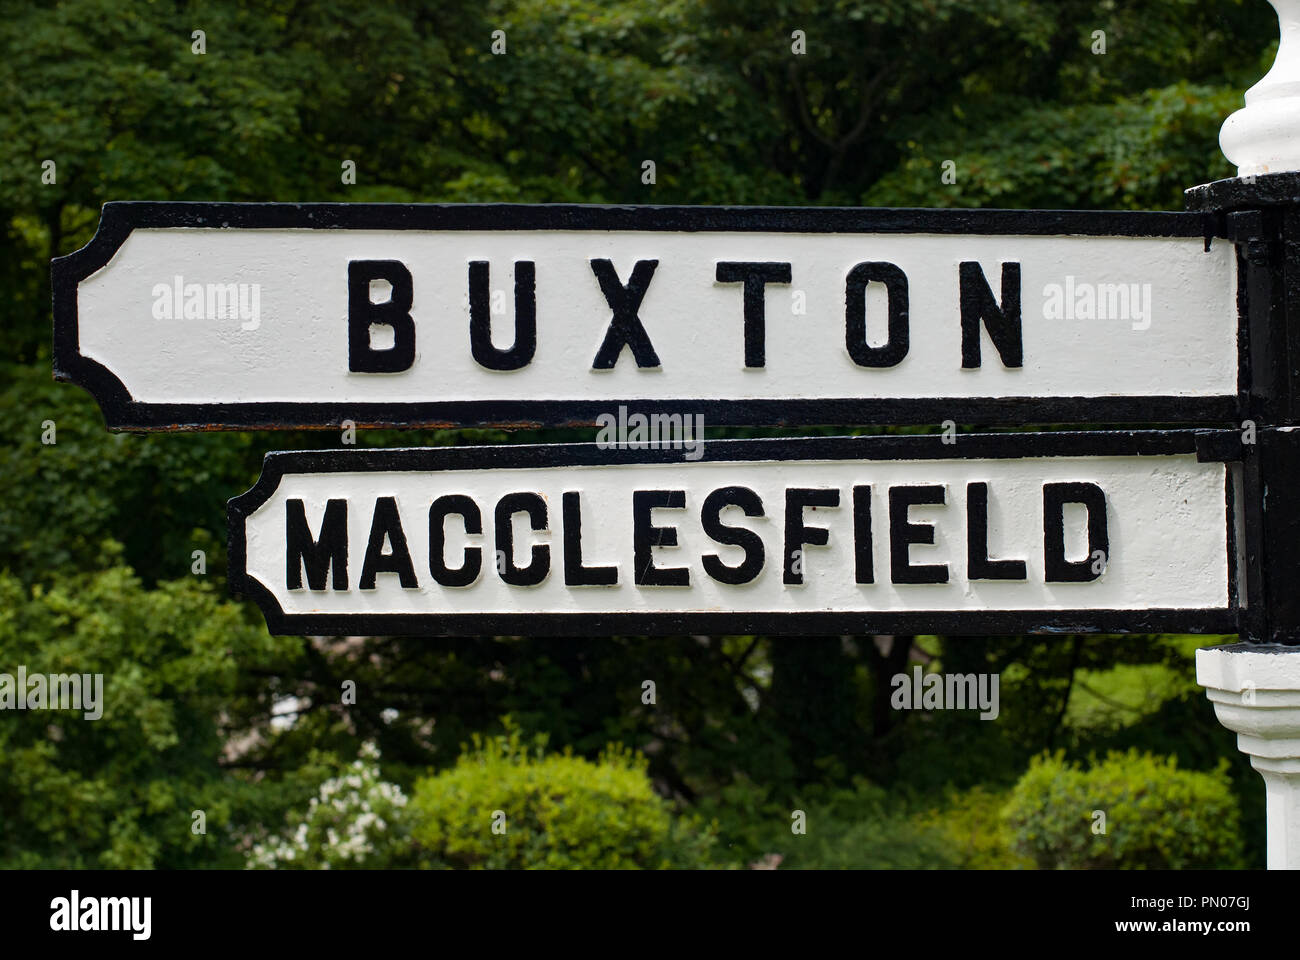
[
  {"xmin": 48, "ymin": 0, "xmax": 1300, "ymax": 862},
  {"xmin": 54, "ymin": 202, "xmax": 1237, "ymax": 429},
  {"xmin": 228, "ymin": 430, "xmax": 1241, "ymax": 637}
]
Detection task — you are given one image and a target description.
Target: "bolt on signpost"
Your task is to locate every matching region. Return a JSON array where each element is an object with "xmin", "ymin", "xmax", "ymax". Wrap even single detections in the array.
[
  {"xmin": 1189, "ymin": 0, "xmax": 1300, "ymax": 871},
  {"xmin": 46, "ymin": 2, "xmax": 1300, "ymax": 870}
]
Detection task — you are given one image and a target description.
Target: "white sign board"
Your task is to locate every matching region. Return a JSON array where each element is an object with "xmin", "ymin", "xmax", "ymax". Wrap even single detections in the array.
[
  {"xmin": 54, "ymin": 203, "xmax": 1237, "ymax": 429},
  {"xmin": 228, "ymin": 431, "xmax": 1240, "ymax": 636}
]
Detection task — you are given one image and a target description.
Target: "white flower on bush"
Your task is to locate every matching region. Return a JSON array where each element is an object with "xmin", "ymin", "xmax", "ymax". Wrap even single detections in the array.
[{"xmin": 248, "ymin": 742, "xmax": 412, "ymax": 869}]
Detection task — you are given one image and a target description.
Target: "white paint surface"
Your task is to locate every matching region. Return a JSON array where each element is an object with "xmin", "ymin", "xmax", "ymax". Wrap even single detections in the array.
[
  {"xmin": 243, "ymin": 452, "xmax": 1229, "ymax": 615},
  {"xmin": 78, "ymin": 228, "xmax": 1236, "ymax": 404},
  {"xmin": 1198, "ymin": 644, "xmax": 1300, "ymax": 869}
]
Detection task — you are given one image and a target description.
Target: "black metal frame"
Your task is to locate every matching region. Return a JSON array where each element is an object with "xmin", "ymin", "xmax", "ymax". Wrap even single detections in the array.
[
  {"xmin": 1189, "ymin": 172, "xmax": 1300, "ymax": 643},
  {"xmin": 53, "ymin": 201, "xmax": 1239, "ymax": 431},
  {"xmin": 228, "ymin": 429, "xmax": 1243, "ymax": 638}
]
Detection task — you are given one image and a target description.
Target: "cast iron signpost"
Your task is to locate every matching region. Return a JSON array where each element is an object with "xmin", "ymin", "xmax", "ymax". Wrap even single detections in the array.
[
  {"xmin": 54, "ymin": 202, "xmax": 1237, "ymax": 429},
  {"xmin": 51, "ymin": 201, "xmax": 1257, "ymax": 638},
  {"xmin": 227, "ymin": 431, "xmax": 1242, "ymax": 638}
]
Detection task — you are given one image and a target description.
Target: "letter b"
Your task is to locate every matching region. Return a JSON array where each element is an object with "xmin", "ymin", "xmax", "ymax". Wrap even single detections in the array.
[{"xmin": 349, "ymin": 260, "xmax": 415, "ymax": 373}]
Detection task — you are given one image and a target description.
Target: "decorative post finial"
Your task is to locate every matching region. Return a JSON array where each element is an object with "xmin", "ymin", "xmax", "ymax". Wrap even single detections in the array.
[{"xmin": 1220, "ymin": 0, "xmax": 1300, "ymax": 176}]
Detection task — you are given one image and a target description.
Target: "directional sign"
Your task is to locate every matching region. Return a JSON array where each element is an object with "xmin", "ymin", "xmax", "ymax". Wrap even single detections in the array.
[
  {"xmin": 228, "ymin": 430, "xmax": 1241, "ymax": 637},
  {"xmin": 54, "ymin": 203, "xmax": 1237, "ymax": 430}
]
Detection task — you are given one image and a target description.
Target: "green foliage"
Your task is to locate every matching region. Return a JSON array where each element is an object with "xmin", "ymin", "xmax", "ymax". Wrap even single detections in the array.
[
  {"xmin": 887, "ymin": 690, "xmax": 1028, "ymax": 796},
  {"xmin": 410, "ymin": 722, "xmax": 717, "ymax": 869},
  {"xmin": 699, "ymin": 775, "xmax": 956, "ymax": 869},
  {"xmin": 778, "ymin": 780, "xmax": 957, "ymax": 869},
  {"xmin": 1003, "ymin": 750, "xmax": 1245, "ymax": 870},
  {"xmin": 0, "ymin": 551, "xmax": 298, "ymax": 868},
  {"xmin": 0, "ymin": 362, "xmax": 257, "ymax": 584},
  {"xmin": 866, "ymin": 84, "xmax": 1242, "ymax": 210},
  {"xmin": 913, "ymin": 787, "xmax": 1031, "ymax": 870}
]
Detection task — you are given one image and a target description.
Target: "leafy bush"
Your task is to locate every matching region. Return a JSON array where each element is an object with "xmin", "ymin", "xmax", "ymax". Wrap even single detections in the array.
[
  {"xmin": 1003, "ymin": 750, "xmax": 1244, "ymax": 869},
  {"xmin": 410, "ymin": 722, "xmax": 716, "ymax": 869},
  {"xmin": 699, "ymin": 775, "xmax": 957, "ymax": 869},
  {"xmin": 0, "ymin": 553, "xmax": 296, "ymax": 868},
  {"xmin": 248, "ymin": 743, "xmax": 419, "ymax": 869},
  {"xmin": 912, "ymin": 787, "xmax": 1030, "ymax": 870},
  {"xmin": 780, "ymin": 812, "xmax": 956, "ymax": 870}
]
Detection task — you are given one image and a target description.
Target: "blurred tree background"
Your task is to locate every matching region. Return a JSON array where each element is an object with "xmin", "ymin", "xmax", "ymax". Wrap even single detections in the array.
[{"xmin": 0, "ymin": 0, "xmax": 1277, "ymax": 868}]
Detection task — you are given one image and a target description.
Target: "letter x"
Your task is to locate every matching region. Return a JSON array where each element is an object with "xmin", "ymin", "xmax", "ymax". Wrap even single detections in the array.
[{"xmin": 590, "ymin": 258, "xmax": 661, "ymax": 368}]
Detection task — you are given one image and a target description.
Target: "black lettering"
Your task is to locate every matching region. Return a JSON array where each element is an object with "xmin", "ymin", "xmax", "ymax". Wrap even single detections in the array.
[
  {"xmin": 845, "ymin": 261, "xmax": 909, "ymax": 367},
  {"xmin": 960, "ymin": 261, "xmax": 1022, "ymax": 368},
  {"xmin": 359, "ymin": 496, "xmax": 418, "ymax": 589},
  {"xmin": 784, "ymin": 488, "xmax": 839, "ymax": 585},
  {"xmin": 563, "ymin": 491, "xmax": 618, "ymax": 586},
  {"xmin": 966, "ymin": 482, "xmax": 1027, "ymax": 580},
  {"xmin": 591, "ymin": 259, "xmax": 661, "ymax": 368},
  {"xmin": 286, "ymin": 498, "xmax": 348, "ymax": 590},
  {"xmin": 889, "ymin": 485, "xmax": 948, "ymax": 584},
  {"xmin": 469, "ymin": 260, "xmax": 536, "ymax": 370},
  {"xmin": 348, "ymin": 260, "xmax": 415, "ymax": 373},
  {"xmin": 428, "ymin": 494, "xmax": 482, "ymax": 588},
  {"xmin": 1043, "ymin": 482, "xmax": 1109, "ymax": 582},
  {"xmin": 853, "ymin": 485, "xmax": 874, "ymax": 584},
  {"xmin": 701, "ymin": 485, "xmax": 765, "ymax": 585},
  {"xmin": 633, "ymin": 490, "xmax": 689, "ymax": 586},
  {"xmin": 715, "ymin": 261, "xmax": 792, "ymax": 368},
  {"xmin": 494, "ymin": 492, "xmax": 550, "ymax": 587}
]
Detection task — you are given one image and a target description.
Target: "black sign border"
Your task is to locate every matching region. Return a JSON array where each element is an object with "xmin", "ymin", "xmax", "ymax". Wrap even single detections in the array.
[
  {"xmin": 228, "ymin": 429, "xmax": 1242, "ymax": 638},
  {"xmin": 53, "ymin": 201, "xmax": 1239, "ymax": 430}
]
